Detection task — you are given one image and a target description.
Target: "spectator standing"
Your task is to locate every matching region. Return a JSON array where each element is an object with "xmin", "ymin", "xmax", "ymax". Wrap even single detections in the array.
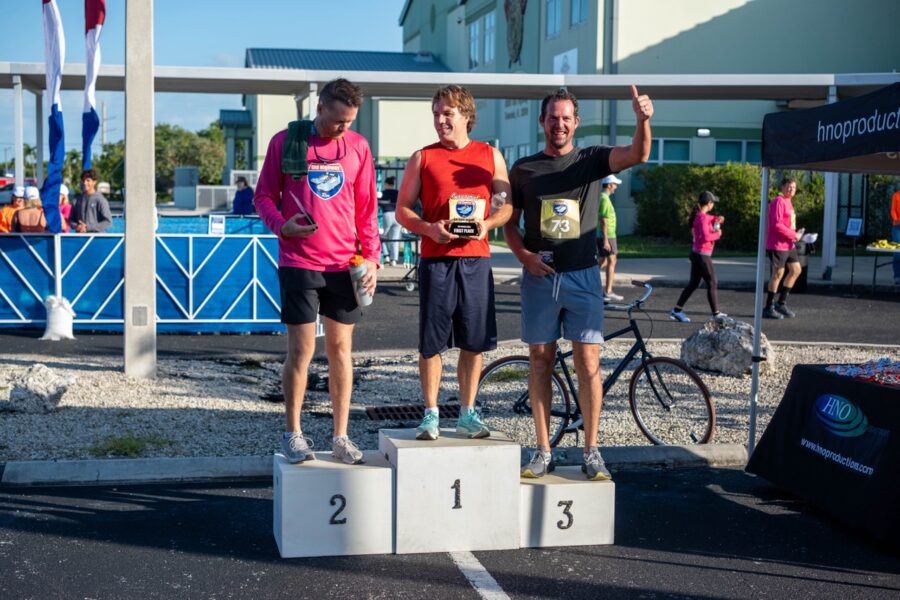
[
  {"xmin": 395, "ymin": 85, "xmax": 512, "ymax": 442},
  {"xmin": 0, "ymin": 186, "xmax": 25, "ymax": 233},
  {"xmin": 58, "ymin": 184, "xmax": 72, "ymax": 233},
  {"xmin": 254, "ymin": 78, "xmax": 379, "ymax": 466},
  {"xmin": 764, "ymin": 177, "xmax": 803, "ymax": 319},
  {"xmin": 70, "ymin": 169, "xmax": 112, "ymax": 233},
  {"xmin": 891, "ymin": 188, "xmax": 900, "ymax": 285},
  {"xmin": 231, "ymin": 176, "xmax": 255, "ymax": 215},
  {"xmin": 597, "ymin": 174, "xmax": 622, "ymax": 301},
  {"xmin": 11, "ymin": 187, "xmax": 48, "ymax": 233},
  {"xmin": 670, "ymin": 191, "xmax": 726, "ymax": 322},
  {"xmin": 379, "ymin": 176, "xmax": 402, "ymax": 266}
]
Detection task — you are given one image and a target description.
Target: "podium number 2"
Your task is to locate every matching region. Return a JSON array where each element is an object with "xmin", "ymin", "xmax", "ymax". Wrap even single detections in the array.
[
  {"xmin": 451, "ymin": 479, "xmax": 462, "ymax": 509},
  {"xmin": 330, "ymin": 494, "xmax": 347, "ymax": 525},
  {"xmin": 557, "ymin": 500, "xmax": 574, "ymax": 530}
]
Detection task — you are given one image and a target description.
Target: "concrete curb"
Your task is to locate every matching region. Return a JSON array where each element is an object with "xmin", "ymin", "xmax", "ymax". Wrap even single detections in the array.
[{"xmin": 0, "ymin": 443, "xmax": 748, "ymax": 487}]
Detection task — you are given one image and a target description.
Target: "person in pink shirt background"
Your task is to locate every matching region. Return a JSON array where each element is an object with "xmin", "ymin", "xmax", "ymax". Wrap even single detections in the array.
[
  {"xmin": 764, "ymin": 176, "xmax": 803, "ymax": 319},
  {"xmin": 58, "ymin": 184, "xmax": 71, "ymax": 233},
  {"xmin": 254, "ymin": 78, "xmax": 379, "ymax": 466},
  {"xmin": 670, "ymin": 191, "xmax": 726, "ymax": 322}
]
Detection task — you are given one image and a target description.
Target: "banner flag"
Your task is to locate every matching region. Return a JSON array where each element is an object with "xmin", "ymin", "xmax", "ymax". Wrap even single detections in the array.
[
  {"xmin": 82, "ymin": 0, "xmax": 106, "ymax": 169},
  {"xmin": 41, "ymin": 0, "xmax": 65, "ymax": 233}
]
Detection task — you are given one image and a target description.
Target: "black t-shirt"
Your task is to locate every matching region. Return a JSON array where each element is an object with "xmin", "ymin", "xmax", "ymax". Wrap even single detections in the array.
[
  {"xmin": 510, "ymin": 145, "xmax": 614, "ymax": 272},
  {"xmin": 379, "ymin": 188, "xmax": 398, "ymax": 212}
]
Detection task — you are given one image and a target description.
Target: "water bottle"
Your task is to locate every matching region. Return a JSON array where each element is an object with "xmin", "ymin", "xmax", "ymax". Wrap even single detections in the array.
[{"xmin": 490, "ymin": 192, "xmax": 507, "ymax": 215}]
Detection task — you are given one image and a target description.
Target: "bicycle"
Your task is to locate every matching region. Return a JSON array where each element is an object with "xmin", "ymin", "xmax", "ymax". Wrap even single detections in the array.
[{"xmin": 476, "ymin": 281, "xmax": 715, "ymax": 447}]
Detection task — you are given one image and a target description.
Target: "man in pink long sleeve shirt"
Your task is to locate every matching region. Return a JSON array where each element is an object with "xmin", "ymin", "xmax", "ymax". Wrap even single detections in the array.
[
  {"xmin": 764, "ymin": 176, "xmax": 803, "ymax": 319},
  {"xmin": 254, "ymin": 78, "xmax": 379, "ymax": 465}
]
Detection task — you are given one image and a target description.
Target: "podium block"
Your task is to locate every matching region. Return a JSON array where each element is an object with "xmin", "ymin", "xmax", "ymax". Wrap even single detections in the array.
[
  {"xmin": 273, "ymin": 452, "xmax": 393, "ymax": 558},
  {"xmin": 379, "ymin": 428, "xmax": 520, "ymax": 554},
  {"xmin": 520, "ymin": 466, "xmax": 615, "ymax": 548}
]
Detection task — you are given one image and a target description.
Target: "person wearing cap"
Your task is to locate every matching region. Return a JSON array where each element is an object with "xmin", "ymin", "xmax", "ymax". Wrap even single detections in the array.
[
  {"xmin": 670, "ymin": 191, "xmax": 726, "ymax": 322},
  {"xmin": 231, "ymin": 176, "xmax": 255, "ymax": 216},
  {"xmin": 11, "ymin": 186, "xmax": 48, "ymax": 233},
  {"xmin": 506, "ymin": 85, "xmax": 654, "ymax": 482},
  {"xmin": 597, "ymin": 174, "xmax": 622, "ymax": 302},
  {"xmin": 58, "ymin": 184, "xmax": 72, "ymax": 233},
  {"xmin": 0, "ymin": 186, "xmax": 26, "ymax": 233},
  {"xmin": 70, "ymin": 169, "xmax": 112, "ymax": 233}
]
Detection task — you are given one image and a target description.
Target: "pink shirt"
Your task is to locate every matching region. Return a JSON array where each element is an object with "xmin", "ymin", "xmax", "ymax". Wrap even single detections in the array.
[
  {"xmin": 692, "ymin": 212, "xmax": 721, "ymax": 255},
  {"xmin": 766, "ymin": 195, "xmax": 797, "ymax": 251},
  {"xmin": 254, "ymin": 128, "xmax": 380, "ymax": 271}
]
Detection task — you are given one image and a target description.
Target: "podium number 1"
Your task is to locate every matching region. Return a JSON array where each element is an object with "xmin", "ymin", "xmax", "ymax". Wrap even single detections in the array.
[
  {"xmin": 330, "ymin": 494, "xmax": 347, "ymax": 525},
  {"xmin": 557, "ymin": 500, "xmax": 574, "ymax": 530},
  {"xmin": 451, "ymin": 479, "xmax": 462, "ymax": 509}
]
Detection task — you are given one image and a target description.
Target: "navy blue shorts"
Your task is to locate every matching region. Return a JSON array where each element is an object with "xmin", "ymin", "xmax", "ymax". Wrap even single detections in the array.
[{"xmin": 418, "ymin": 257, "xmax": 497, "ymax": 358}]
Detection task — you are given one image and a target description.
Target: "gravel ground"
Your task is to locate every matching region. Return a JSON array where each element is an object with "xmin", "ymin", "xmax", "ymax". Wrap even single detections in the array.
[{"xmin": 1, "ymin": 342, "xmax": 896, "ymax": 462}]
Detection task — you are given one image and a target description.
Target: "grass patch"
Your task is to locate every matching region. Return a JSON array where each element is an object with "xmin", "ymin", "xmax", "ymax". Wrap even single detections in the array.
[
  {"xmin": 88, "ymin": 434, "xmax": 173, "ymax": 458},
  {"xmin": 489, "ymin": 367, "xmax": 529, "ymax": 382}
]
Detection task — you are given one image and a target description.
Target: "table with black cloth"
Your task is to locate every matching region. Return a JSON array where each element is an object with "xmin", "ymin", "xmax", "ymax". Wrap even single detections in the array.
[{"xmin": 746, "ymin": 364, "xmax": 900, "ymax": 545}]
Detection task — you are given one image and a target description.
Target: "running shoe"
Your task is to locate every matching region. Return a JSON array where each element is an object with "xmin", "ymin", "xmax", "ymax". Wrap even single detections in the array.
[
  {"xmin": 763, "ymin": 306, "xmax": 784, "ymax": 319},
  {"xmin": 605, "ymin": 292, "xmax": 624, "ymax": 302},
  {"xmin": 280, "ymin": 432, "xmax": 316, "ymax": 464},
  {"xmin": 416, "ymin": 411, "xmax": 440, "ymax": 440},
  {"xmin": 582, "ymin": 448, "xmax": 612, "ymax": 481},
  {"xmin": 521, "ymin": 449, "xmax": 555, "ymax": 478},
  {"xmin": 774, "ymin": 302, "xmax": 796, "ymax": 318},
  {"xmin": 669, "ymin": 309, "xmax": 691, "ymax": 323},
  {"xmin": 713, "ymin": 311, "xmax": 728, "ymax": 319},
  {"xmin": 456, "ymin": 409, "xmax": 490, "ymax": 439},
  {"xmin": 332, "ymin": 436, "xmax": 365, "ymax": 465}
]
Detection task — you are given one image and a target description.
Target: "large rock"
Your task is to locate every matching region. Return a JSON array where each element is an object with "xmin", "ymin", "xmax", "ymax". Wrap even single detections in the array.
[
  {"xmin": 680, "ymin": 316, "xmax": 774, "ymax": 376},
  {"xmin": 0, "ymin": 364, "xmax": 76, "ymax": 413}
]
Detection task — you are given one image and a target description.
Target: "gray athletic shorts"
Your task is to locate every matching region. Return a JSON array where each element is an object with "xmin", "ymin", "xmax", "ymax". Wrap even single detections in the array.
[{"xmin": 520, "ymin": 265, "xmax": 605, "ymax": 345}]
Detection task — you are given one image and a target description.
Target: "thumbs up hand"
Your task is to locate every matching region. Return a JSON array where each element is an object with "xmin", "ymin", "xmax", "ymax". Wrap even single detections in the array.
[{"xmin": 631, "ymin": 85, "xmax": 654, "ymax": 122}]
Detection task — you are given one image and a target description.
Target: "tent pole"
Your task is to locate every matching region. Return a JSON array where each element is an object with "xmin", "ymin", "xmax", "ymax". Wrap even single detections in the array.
[
  {"xmin": 821, "ymin": 85, "xmax": 839, "ymax": 280},
  {"xmin": 749, "ymin": 167, "xmax": 770, "ymax": 456}
]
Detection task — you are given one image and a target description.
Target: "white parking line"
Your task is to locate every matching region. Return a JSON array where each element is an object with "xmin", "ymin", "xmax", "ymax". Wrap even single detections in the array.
[{"xmin": 449, "ymin": 551, "xmax": 510, "ymax": 600}]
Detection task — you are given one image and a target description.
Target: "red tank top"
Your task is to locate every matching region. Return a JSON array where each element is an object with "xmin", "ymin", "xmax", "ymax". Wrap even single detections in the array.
[{"xmin": 420, "ymin": 140, "xmax": 494, "ymax": 258}]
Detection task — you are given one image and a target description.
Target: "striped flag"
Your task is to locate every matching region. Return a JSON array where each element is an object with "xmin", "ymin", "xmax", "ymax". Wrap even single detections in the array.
[
  {"xmin": 82, "ymin": 0, "xmax": 105, "ymax": 170},
  {"xmin": 41, "ymin": 0, "xmax": 65, "ymax": 234}
]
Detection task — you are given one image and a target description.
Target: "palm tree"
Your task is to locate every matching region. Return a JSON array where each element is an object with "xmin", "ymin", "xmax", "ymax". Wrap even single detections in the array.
[
  {"xmin": 23, "ymin": 144, "xmax": 36, "ymax": 178},
  {"xmin": 64, "ymin": 149, "xmax": 82, "ymax": 188}
]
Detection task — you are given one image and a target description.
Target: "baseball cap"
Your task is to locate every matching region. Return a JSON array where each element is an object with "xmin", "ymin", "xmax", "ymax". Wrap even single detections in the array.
[
  {"xmin": 13, "ymin": 186, "xmax": 25, "ymax": 198},
  {"xmin": 601, "ymin": 175, "xmax": 622, "ymax": 185},
  {"xmin": 699, "ymin": 191, "xmax": 718, "ymax": 204},
  {"xmin": 59, "ymin": 184, "xmax": 69, "ymax": 196},
  {"xmin": 24, "ymin": 186, "xmax": 40, "ymax": 200}
]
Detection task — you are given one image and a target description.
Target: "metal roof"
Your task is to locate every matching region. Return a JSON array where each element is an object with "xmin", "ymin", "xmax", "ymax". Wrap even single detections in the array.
[
  {"xmin": 245, "ymin": 48, "xmax": 450, "ymax": 73},
  {"xmin": 218, "ymin": 109, "xmax": 253, "ymax": 128},
  {"xmin": 1, "ymin": 62, "xmax": 897, "ymax": 101}
]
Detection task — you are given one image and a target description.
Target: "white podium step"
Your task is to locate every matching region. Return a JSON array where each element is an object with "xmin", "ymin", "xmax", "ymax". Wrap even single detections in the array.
[
  {"xmin": 273, "ymin": 452, "xmax": 393, "ymax": 558},
  {"xmin": 520, "ymin": 466, "xmax": 615, "ymax": 548},
  {"xmin": 379, "ymin": 428, "xmax": 521, "ymax": 554}
]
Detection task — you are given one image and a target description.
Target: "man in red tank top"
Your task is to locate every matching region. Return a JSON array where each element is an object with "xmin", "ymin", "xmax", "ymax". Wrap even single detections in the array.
[{"xmin": 396, "ymin": 85, "xmax": 512, "ymax": 442}]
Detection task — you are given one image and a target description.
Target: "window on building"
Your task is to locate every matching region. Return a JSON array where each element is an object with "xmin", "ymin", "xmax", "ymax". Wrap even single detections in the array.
[
  {"xmin": 469, "ymin": 19, "xmax": 481, "ymax": 69},
  {"xmin": 715, "ymin": 141, "xmax": 742, "ymax": 164},
  {"xmin": 570, "ymin": 0, "xmax": 586, "ymax": 26},
  {"xmin": 746, "ymin": 141, "xmax": 761, "ymax": 164},
  {"xmin": 518, "ymin": 143, "xmax": 531, "ymax": 160},
  {"xmin": 662, "ymin": 139, "xmax": 690, "ymax": 162},
  {"xmin": 546, "ymin": 0, "xmax": 561, "ymax": 38},
  {"xmin": 484, "ymin": 12, "xmax": 495, "ymax": 64},
  {"xmin": 503, "ymin": 146, "xmax": 516, "ymax": 165}
]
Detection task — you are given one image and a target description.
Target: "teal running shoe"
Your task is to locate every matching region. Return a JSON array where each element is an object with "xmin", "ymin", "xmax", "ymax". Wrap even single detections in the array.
[
  {"xmin": 456, "ymin": 409, "xmax": 490, "ymax": 439},
  {"xmin": 416, "ymin": 411, "xmax": 440, "ymax": 440}
]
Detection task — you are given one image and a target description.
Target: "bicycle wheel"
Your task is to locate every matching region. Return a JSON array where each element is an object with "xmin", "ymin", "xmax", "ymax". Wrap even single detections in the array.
[
  {"xmin": 629, "ymin": 357, "xmax": 715, "ymax": 445},
  {"xmin": 476, "ymin": 356, "xmax": 571, "ymax": 448}
]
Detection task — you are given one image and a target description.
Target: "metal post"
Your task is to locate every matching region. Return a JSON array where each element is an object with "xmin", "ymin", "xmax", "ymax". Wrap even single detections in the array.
[
  {"xmin": 13, "ymin": 76, "xmax": 24, "ymax": 186},
  {"xmin": 822, "ymin": 85, "xmax": 839, "ymax": 280},
  {"xmin": 35, "ymin": 91, "xmax": 44, "ymax": 186},
  {"xmin": 748, "ymin": 167, "xmax": 770, "ymax": 456},
  {"xmin": 307, "ymin": 82, "xmax": 318, "ymax": 119},
  {"xmin": 123, "ymin": 0, "xmax": 157, "ymax": 378}
]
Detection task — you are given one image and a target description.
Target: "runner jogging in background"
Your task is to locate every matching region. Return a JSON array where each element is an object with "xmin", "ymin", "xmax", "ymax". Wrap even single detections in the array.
[
  {"xmin": 395, "ymin": 85, "xmax": 512, "ymax": 442},
  {"xmin": 254, "ymin": 78, "xmax": 380, "ymax": 465},
  {"xmin": 505, "ymin": 85, "xmax": 653, "ymax": 481},
  {"xmin": 764, "ymin": 176, "xmax": 803, "ymax": 319}
]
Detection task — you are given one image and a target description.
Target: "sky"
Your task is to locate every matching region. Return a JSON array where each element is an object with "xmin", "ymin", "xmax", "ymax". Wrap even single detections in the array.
[{"xmin": 0, "ymin": 0, "xmax": 406, "ymax": 163}]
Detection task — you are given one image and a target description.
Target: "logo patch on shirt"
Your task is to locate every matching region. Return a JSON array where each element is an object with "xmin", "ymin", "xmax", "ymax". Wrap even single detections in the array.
[
  {"xmin": 307, "ymin": 163, "xmax": 345, "ymax": 200},
  {"xmin": 552, "ymin": 201, "xmax": 569, "ymax": 216}
]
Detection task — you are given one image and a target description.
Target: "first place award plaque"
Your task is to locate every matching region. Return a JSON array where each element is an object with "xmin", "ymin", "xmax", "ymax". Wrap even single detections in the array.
[{"xmin": 448, "ymin": 194, "xmax": 485, "ymax": 237}]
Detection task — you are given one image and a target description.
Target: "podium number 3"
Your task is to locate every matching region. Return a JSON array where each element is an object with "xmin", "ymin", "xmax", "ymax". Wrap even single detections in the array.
[
  {"xmin": 330, "ymin": 494, "xmax": 347, "ymax": 525},
  {"xmin": 557, "ymin": 500, "xmax": 574, "ymax": 530},
  {"xmin": 451, "ymin": 479, "xmax": 462, "ymax": 509}
]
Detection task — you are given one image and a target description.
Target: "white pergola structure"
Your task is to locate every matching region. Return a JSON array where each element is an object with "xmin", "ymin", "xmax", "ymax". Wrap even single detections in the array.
[{"xmin": 2, "ymin": 51, "xmax": 897, "ymax": 377}]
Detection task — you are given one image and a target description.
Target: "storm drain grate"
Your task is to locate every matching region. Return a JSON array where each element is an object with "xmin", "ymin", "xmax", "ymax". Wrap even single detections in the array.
[{"xmin": 365, "ymin": 403, "xmax": 461, "ymax": 421}]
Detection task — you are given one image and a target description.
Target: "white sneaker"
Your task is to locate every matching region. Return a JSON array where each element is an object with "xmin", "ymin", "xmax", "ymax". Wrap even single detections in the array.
[
  {"xmin": 332, "ymin": 436, "xmax": 365, "ymax": 465},
  {"xmin": 713, "ymin": 311, "xmax": 728, "ymax": 319},
  {"xmin": 281, "ymin": 432, "xmax": 316, "ymax": 464},
  {"xmin": 605, "ymin": 292, "xmax": 624, "ymax": 301},
  {"xmin": 670, "ymin": 309, "xmax": 691, "ymax": 323}
]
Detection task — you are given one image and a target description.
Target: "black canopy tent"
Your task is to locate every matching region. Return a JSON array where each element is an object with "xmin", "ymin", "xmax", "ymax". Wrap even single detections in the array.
[{"xmin": 747, "ymin": 82, "xmax": 900, "ymax": 451}]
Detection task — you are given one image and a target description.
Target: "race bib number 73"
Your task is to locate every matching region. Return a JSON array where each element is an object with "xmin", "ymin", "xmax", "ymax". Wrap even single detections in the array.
[{"xmin": 540, "ymin": 198, "xmax": 580, "ymax": 240}]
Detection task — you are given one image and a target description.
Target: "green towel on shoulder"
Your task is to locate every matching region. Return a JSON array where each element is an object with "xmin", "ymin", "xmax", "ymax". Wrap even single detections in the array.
[{"xmin": 282, "ymin": 119, "xmax": 313, "ymax": 180}]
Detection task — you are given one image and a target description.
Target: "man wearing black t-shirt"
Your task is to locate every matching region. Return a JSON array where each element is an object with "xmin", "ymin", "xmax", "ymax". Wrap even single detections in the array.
[{"xmin": 505, "ymin": 86, "xmax": 654, "ymax": 481}]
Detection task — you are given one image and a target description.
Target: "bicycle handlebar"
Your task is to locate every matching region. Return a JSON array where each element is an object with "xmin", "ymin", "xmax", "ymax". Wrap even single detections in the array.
[{"xmin": 603, "ymin": 280, "xmax": 653, "ymax": 313}]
